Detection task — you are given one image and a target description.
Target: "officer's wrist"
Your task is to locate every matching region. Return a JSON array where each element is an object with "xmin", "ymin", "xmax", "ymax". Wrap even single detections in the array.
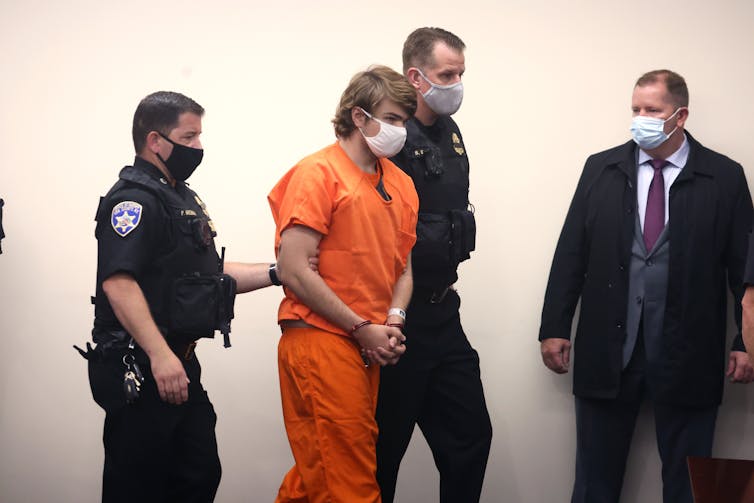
[{"xmin": 268, "ymin": 263, "xmax": 282, "ymax": 286}]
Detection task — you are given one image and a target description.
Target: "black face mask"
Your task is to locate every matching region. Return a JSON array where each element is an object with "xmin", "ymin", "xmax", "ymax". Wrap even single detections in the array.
[{"xmin": 157, "ymin": 132, "xmax": 204, "ymax": 182}]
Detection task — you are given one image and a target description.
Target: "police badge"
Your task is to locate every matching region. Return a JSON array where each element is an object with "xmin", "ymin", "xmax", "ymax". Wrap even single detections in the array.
[
  {"xmin": 451, "ymin": 132, "xmax": 465, "ymax": 155},
  {"xmin": 111, "ymin": 201, "xmax": 143, "ymax": 237}
]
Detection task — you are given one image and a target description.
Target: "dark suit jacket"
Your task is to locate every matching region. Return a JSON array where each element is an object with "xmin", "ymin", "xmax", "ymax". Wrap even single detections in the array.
[{"xmin": 539, "ymin": 132, "xmax": 752, "ymax": 407}]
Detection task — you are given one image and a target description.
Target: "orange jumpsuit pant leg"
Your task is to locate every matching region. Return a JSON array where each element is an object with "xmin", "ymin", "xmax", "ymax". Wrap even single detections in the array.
[{"xmin": 275, "ymin": 327, "xmax": 381, "ymax": 503}]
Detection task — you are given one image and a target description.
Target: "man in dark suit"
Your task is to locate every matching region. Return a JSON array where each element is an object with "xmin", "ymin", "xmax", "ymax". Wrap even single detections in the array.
[
  {"xmin": 741, "ymin": 240, "xmax": 754, "ymax": 361},
  {"xmin": 539, "ymin": 69, "xmax": 754, "ymax": 503}
]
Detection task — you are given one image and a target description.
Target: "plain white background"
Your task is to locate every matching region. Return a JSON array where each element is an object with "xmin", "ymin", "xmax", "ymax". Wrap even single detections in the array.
[{"xmin": 1, "ymin": 1, "xmax": 754, "ymax": 501}]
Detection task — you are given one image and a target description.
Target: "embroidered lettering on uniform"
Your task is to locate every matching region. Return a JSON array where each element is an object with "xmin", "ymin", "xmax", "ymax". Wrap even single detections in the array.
[
  {"xmin": 451, "ymin": 132, "xmax": 465, "ymax": 156},
  {"xmin": 111, "ymin": 201, "xmax": 143, "ymax": 237}
]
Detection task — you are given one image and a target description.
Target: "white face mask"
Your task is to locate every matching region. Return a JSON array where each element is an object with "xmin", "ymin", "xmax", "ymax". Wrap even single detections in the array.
[
  {"xmin": 630, "ymin": 108, "xmax": 683, "ymax": 150},
  {"xmin": 358, "ymin": 108, "xmax": 407, "ymax": 158},
  {"xmin": 416, "ymin": 67, "xmax": 464, "ymax": 116}
]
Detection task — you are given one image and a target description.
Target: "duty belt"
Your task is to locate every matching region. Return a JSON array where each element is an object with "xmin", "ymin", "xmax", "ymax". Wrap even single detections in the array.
[
  {"xmin": 170, "ymin": 340, "xmax": 197, "ymax": 361},
  {"xmin": 415, "ymin": 285, "xmax": 455, "ymax": 304},
  {"xmin": 430, "ymin": 286, "xmax": 450, "ymax": 304},
  {"xmin": 85, "ymin": 328, "xmax": 197, "ymax": 361}
]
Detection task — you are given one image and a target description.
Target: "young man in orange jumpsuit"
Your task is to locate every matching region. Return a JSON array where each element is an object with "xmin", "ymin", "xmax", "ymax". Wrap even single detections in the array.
[{"xmin": 269, "ymin": 65, "xmax": 419, "ymax": 503}]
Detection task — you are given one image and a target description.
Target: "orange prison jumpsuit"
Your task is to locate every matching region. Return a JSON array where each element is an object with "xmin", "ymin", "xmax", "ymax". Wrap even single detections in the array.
[{"xmin": 268, "ymin": 143, "xmax": 418, "ymax": 503}]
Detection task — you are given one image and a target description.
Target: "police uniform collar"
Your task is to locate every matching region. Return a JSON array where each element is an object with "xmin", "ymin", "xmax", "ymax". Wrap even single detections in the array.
[
  {"xmin": 411, "ymin": 115, "xmax": 452, "ymax": 141},
  {"xmin": 133, "ymin": 156, "xmax": 183, "ymax": 187},
  {"xmin": 413, "ymin": 114, "xmax": 445, "ymax": 130}
]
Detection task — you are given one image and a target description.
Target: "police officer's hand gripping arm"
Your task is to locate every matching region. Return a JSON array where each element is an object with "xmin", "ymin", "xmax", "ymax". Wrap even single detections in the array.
[{"xmin": 224, "ymin": 254, "xmax": 318, "ymax": 293}]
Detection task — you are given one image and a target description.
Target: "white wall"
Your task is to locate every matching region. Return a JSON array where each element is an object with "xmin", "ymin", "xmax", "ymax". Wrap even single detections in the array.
[{"xmin": 1, "ymin": 1, "xmax": 754, "ymax": 501}]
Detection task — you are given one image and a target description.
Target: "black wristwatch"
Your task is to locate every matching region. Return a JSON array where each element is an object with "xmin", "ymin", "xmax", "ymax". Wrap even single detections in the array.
[{"xmin": 268, "ymin": 263, "xmax": 282, "ymax": 286}]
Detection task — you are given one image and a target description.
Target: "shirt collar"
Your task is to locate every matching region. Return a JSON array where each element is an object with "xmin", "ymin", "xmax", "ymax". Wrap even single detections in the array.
[
  {"xmin": 637, "ymin": 133, "xmax": 690, "ymax": 169},
  {"xmin": 134, "ymin": 156, "xmax": 164, "ymax": 177},
  {"xmin": 133, "ymin": 155, "xmax": 183, "ymax": 187}
]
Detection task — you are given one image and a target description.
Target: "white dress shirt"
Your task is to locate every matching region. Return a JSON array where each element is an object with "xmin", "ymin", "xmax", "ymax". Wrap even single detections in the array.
[{"xmin": 637, "ymin": 134, "xmax": 690, "ymax": 231}]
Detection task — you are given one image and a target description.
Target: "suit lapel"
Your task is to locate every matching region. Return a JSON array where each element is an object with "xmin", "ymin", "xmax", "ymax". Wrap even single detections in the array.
[{"xmin": 649, "ymin": 226, "xmax": 669, "ymax": 257}]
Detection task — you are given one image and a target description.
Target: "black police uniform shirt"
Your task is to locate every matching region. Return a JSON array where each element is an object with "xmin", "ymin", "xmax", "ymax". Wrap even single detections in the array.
[
  {"xmin": 390, "ymin": 115, "xmax": 471, "ymax": 291},
  {"xmin": 93, "ymin": 157, "xmax": 219, "ymax": 339}
]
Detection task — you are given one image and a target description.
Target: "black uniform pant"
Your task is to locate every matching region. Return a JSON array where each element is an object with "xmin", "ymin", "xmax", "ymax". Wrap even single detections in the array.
[
  {"xmin": 572, "ymin": 334, "xmax": 718, "ymax": 503},
  {"xmin": 376, "ymin": 290, "xmax": 492, "ymax": 503},
  {"xmin": 88, "ymin": 347, "xmax": 221, "ymax": 503}
]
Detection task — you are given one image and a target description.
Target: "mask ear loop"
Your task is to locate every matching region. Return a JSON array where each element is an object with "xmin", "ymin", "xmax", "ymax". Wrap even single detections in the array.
[
  {"xmin": 158, "ymin": 131, "xmax": 178, "ymax": 146},
  {"xmin": 415, "ymin": 67, "xmax": 462, "ymax": 91},
  {"xmin": 355, "ymin": 107, "xmax": 373, "ymax": 135},
  {"xmin": 665, "ymin": 107, "xmax": 682, "ymax": 122},
  {"xmin": 154, "ymin": 131, "xmax": 175, "ymax": 167},
  {"xmin": 664, "ymin": 107, "xmax": 685, "ymax": 139}
]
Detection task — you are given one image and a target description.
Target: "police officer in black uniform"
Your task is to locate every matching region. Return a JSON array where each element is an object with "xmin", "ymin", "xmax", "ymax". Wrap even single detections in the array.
[
  {"xmin": 375, "ymin": 28, "xmax": 493, "ymax": 503},
  {"xmin": 82, "ymin": 91, "xmax": 284, "ymax": 503}
]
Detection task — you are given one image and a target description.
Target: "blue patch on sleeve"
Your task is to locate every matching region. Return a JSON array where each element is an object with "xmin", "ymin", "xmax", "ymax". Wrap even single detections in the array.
[{"xmin": 111, "ymin": 201, "xmax": 143, "ymax": 237}]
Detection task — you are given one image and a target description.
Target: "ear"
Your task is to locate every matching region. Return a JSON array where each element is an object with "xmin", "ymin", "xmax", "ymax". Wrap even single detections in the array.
[
  {"xmin": 351, "ymin": 107, "xmax": 368, "ymax": 129},
  {"xmin": 406, "ymin": 68, "xmax": 423, "ymax": 90},
  {"xmin": 676, "ymin": 107, "xmax": 689, "ymax": 129},
  {"xmin": 145, "ymin": 131, "xmax": 163, "ymax": 154}
]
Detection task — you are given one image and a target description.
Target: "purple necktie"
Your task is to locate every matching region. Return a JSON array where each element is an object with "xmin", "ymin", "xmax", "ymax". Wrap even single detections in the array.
[{"xmin": 643, "ymin": 159, "xmax": 669, "ymax": 251}]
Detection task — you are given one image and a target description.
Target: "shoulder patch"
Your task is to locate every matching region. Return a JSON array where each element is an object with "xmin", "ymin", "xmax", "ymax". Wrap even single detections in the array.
[{"xmin": 111, "ymin": 201, "xmax": 143, "ymax": 237}]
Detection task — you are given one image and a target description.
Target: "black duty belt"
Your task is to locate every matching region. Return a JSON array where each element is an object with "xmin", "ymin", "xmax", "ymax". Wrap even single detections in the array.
[
  {"xmin": 414, "ymin": 285, "xmax": 455, "ymax": 304},
  {"xmin": 82, "ymin": 328, "xmax": 197, "ymax": 361},
  {"xmin": 169, "ymin": 340, "xmax": 197, "ymax": 361}
]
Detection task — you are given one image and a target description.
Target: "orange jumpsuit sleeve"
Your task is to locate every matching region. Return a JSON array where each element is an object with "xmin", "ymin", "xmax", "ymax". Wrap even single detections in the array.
[{"xmin": 268, "ymin": 160, "xmax": 335, "ymax": 245}]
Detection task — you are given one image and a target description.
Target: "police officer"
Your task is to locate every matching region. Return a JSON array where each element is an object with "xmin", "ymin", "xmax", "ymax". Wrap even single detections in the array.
[
  {"xmin": 375, "ymin": 28, "xmax": 493, "ymax": 503},
  {"xmin": 84, "ymin": 91, "xmax": 283, "ymax": 503}
]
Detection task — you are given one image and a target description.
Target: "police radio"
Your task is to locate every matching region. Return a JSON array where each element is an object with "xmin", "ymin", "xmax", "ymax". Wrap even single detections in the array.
[{"xmin": 167, "ymin": 246, "xmax": 237, "ymax": 346}]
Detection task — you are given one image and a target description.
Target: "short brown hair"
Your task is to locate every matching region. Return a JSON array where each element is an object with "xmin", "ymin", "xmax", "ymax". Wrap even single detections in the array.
[
  {"xmin": 402, "ymin": 27, "xmax": 465, "ymax": 74},
  {"xmin": 635, "ymin": 69, "xmax": 689, "ymax": 108},
  {"xmin": 132, "ymin": 91, "xmax": 204, "ymax": 153},
  {"xmin": 332, "ymin": 65, "xmax": 417, "ymax": 139}
]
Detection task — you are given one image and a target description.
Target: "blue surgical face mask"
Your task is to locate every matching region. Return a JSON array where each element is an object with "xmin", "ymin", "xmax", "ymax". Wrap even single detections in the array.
[{"xmin": 630, "ymin": 108, "xmax": 684, "ymax": 150}]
